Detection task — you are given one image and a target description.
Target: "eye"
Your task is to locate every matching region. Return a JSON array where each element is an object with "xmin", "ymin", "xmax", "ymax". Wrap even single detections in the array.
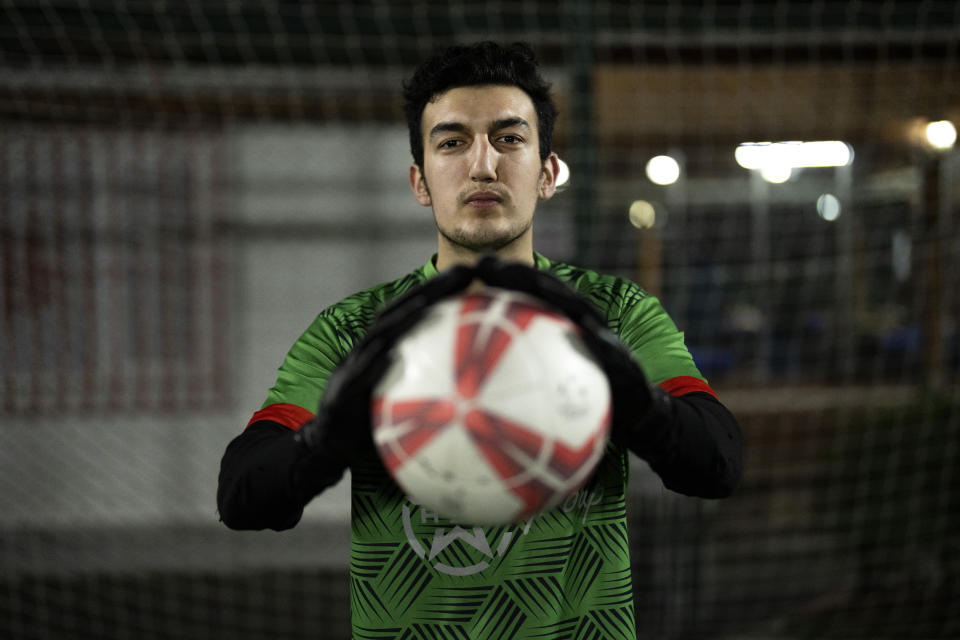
[
  {"xmin": 498, "ymin": 134, "xmax": 523, "ymax": 145},
  {"xmin": 438, "ymin": 139, "xmax": 463, "ymax": 150}
]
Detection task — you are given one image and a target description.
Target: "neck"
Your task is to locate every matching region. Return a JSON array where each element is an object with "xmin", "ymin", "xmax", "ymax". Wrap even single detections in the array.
[{"xmin": 435, "ymin": 238, "xmax": 535, "ymax": 271}]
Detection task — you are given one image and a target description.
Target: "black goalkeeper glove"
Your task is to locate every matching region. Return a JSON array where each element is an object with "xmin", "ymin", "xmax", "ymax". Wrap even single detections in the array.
[{"xmin": 292, "ymin": 263, "xmax": 477, "ymax": 498}]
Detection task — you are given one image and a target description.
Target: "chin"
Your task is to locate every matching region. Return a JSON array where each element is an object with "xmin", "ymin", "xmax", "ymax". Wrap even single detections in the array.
[
  {"xmin": 450, "ymin": 230, "xmax": 517, "ymax": 253},
  {"xmin": 437, "ymin": 216, "xmax": 532, "ymax": 253}
]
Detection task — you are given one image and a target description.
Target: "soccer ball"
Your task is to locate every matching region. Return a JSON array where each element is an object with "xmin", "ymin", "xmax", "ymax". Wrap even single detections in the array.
[{"xmin": 371, "ymin": 287, "xmax": 611, "ymax": 525}]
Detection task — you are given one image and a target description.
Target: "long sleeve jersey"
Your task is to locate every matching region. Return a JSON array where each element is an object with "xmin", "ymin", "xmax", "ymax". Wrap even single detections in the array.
[{"xmin": 218, "ymin": 253, "xmax": 743, "ymax": 640}]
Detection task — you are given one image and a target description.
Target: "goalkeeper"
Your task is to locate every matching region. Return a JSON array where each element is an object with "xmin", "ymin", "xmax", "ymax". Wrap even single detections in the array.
[{"xmin": 218, "ymin": 41, "xmax": 743, "ymax": 639}]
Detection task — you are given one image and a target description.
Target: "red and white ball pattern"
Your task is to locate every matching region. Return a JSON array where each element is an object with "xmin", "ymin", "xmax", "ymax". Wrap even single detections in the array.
[{"xmin": 372, "ymin": 287, "xmax": 611, "ymax": 525}]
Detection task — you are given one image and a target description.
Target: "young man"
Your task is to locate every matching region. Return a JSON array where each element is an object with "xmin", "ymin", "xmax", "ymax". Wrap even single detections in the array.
[{"xmin": 218, "ymin": 42, "xmax": 743, "ymax": 639}]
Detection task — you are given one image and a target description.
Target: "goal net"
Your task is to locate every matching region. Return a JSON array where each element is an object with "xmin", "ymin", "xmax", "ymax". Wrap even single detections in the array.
[{"xmin": 1, "ymin": 2, "xmax": 958, "ymax": 638}]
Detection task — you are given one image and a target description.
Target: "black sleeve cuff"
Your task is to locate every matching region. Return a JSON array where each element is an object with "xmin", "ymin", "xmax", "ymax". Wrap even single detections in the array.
[{"xmin": 623, "ymin": 390, "xmax": 743, "ymax": 498}]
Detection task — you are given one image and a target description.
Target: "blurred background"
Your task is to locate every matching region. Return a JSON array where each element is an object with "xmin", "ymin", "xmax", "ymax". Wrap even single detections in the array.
[{"xmin": 1, "ymin": 1, "xmax": 958, "ymax": 638}]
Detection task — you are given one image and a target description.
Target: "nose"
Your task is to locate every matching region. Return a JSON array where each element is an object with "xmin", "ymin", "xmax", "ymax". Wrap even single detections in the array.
[{"xmin": 469, "ymin": 135, "xmax": 498, "ymax": 182}]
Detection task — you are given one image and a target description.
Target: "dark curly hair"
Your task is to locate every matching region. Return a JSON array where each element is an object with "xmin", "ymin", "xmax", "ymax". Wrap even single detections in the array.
[{"xmin": 402, "ymin": 41, "xmax": 558, "ymax": 169}]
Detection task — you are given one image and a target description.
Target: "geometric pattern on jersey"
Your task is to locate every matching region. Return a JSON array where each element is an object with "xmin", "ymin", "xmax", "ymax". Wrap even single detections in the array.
[{"xmin": 348, "ymin": 442, "xmax": 636, "ymax": 640}]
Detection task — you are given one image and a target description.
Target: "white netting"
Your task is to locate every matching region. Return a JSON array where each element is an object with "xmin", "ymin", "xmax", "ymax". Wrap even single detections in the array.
[{"xmin": 1, "ymin": 2, "xmax": 958, "ymax": 638}]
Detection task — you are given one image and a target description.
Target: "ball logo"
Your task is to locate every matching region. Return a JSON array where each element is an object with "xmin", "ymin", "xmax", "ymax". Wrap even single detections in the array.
[{"xmin": 555, "ymin": 371, "xmax": 593, "ymax": 419}]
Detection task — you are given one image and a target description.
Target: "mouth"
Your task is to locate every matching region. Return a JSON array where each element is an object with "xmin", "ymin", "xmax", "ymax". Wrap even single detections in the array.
[{"xmin": 464, "ymin": 191, "xmax": 504, "ymax": 209}]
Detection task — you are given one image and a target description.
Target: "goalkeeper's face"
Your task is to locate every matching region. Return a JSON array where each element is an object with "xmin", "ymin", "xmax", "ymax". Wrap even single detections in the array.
[{"xmin": 410, "ymin": 85, "xmax": 560, "ymax": 269}]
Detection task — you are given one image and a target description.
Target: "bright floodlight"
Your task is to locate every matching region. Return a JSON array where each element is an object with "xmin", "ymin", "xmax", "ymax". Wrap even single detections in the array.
[
  {"xmin": 735, "ymin": 141, "xmax": 853, "ymax": 170},
  {"xmin": 760, "ymin": 164, "xmax": 792, "ymax": 184},
  {"xmin": 556, "ymin": 158, "xmax": 571, "ymax": 187},
  {"xmin": 816, "ymin": 194, "xmax": 841, "ymax": 221},
  {"xmin": 925, "ymin": 120, "xmax": 957, "ymax": 150},
  {"xmin": 646, "ymin": 155, "xmax": 681, "ymax": 186}
]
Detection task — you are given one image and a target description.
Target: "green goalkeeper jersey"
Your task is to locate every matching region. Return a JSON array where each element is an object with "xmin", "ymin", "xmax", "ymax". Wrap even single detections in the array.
[{"xmin": 250, "ymin": 254, "xmax": 714, "ymax": 640}]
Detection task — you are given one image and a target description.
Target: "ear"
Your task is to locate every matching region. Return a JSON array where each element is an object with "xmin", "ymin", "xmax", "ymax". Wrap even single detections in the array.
[
  {"xmin": 538, "ymin": 153, "xmax": 560, "ymax": 200},
  {"xmin": 409, "ymin": 164, "xmax": 432, "ymax": 206}
]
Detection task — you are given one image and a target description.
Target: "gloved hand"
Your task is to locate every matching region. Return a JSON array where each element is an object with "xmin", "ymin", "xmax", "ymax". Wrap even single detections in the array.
[
  {"xmin": 293, "ymin": 263, "xmax": 477, "ymax": 494},
  {"xmin": 471, "ymin": 256, "xmax": 660, "ymax": 452}
]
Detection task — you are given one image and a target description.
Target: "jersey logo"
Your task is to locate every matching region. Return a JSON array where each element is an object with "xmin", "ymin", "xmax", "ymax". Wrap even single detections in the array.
[
  {"xmin": 400, "ymin": 486, "xmax": 603, "ymax": 576},
  {"xmin": 401, "ymin": 503, "xmax": 533, "ymax": 576}
]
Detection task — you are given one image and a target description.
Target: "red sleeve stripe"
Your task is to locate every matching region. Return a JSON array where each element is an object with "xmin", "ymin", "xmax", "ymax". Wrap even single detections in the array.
[
  {"xmin": 659, "ymin": 376, "xmax": 718, "ymax": 400},
  {"xmin": 247, "ymin": 379, "xmax": 713, "ymax": 430},
  {"xmin": 246, "ymin": 403, "xmax": 315, "ymax": 431}
]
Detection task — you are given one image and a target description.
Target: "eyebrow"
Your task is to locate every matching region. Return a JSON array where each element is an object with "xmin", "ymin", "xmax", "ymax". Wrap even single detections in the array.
[{"xmin": 428, "ymin": 117, "xmax": 531, "ymax": 139}]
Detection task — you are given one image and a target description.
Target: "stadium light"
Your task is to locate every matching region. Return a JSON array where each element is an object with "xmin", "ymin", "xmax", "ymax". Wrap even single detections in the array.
[
  {"xmin": 628, "ymin": 200, "xmax": 656, "ymax": 229},
  {"xmin": 925, "ymin": 120, "xmax": 957, "ymax": 150},
  {"xmin": 816, "ymin": 193, "xmax": 841, "ymax": 221},
  {"xmin": 555, "ymin": 157, "xmax": 571, "ymax": 188},
  {"xmin": 735, "ymin": 141, "xmax": 854, "ymax": 180},
  {"xmin": 645, "ymin": 155, "xmax": 681, "ymax": 186},
  {"xmin": 760, "ymin": 164, "xmax": 792, "ymax": 184}
]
